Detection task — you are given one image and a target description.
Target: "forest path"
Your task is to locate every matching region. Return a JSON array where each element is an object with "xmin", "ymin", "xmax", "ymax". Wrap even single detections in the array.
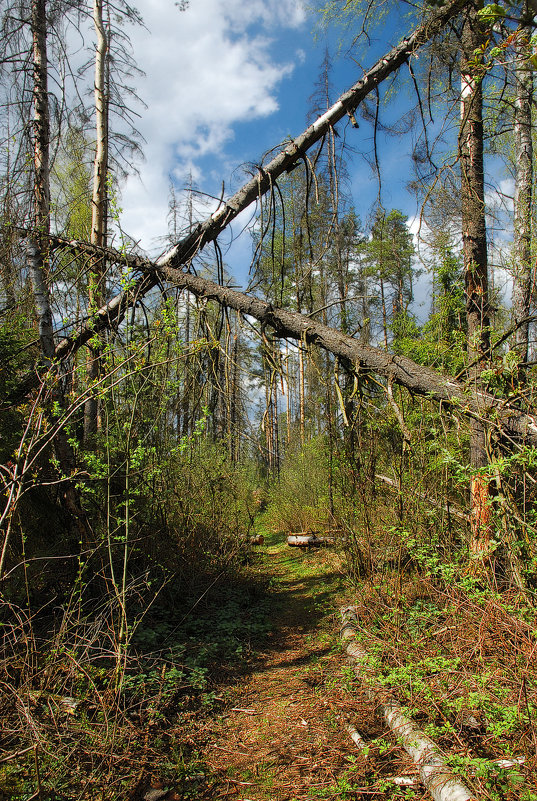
[{"xmin": 197, "ymin": 537, "xmax": 415, "ymax": 801}]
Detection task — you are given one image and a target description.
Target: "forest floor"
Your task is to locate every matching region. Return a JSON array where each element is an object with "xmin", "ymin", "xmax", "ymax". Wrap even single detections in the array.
[
  {"xmin": 132, "ymin": 533, "xmax": 479, "ymax": 801},
  {"xmin": 189, "ymin": 537, "xmax": 393, "ymax": 801},
  {"xmin": 3, "ymin": 529, "xmax": 536, "ymax": 800}
]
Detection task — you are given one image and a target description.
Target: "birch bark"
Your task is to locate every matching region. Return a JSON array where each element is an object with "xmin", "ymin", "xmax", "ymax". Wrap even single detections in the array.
[
  {"xmin": 29, "ymin": 0, "xmax": 54, "ymax": 363},
  {"xmin": 512, "ymin": 7, "xmax": 533, "ymax": 364},
  {"xmin": 84, "ymin": 0, "xmax": 109, "ymax": 440}
]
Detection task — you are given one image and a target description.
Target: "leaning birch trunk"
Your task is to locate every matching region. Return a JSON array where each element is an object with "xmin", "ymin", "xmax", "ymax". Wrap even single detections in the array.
[{"xmin": 340, "ymin": 608, "xmax": 477, "ymax": 801}]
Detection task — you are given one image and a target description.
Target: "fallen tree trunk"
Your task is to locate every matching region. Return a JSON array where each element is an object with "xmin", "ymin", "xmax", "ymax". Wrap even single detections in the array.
[
  {"xmin": 340, "ymin": 607, "xmax": 477, "ymax": 801},
  {"xmin": 9, "ymin": 0, "xmax": 537, "ymax": 445},
  {"xmin": 13, "ymin": 254, "xmax": 537, "ymax": 446},
  {"xmin": 11, "ymin": 252, "xmax": 537, "ymax": 446},
  {"xmin": 154, "ymin": 0, "xmax": 468, "ymax": 274},
  {"xmin": 375, "ymin": 474, "xmax": 468, "ymax": 523},
  {"xmin": 153, "ymin": 269, "xmax": 537, "ymax": 446},
  {"xmin": 9, "ymin": 0, "xmax": 466, "ymax": 392}
]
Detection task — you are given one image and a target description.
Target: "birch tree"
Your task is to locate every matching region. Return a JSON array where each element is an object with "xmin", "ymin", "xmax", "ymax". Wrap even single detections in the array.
[
  {"xmin": 28, "ymin": 0, "xmax": 54, "ymax": 364},
  {"xmin": 84, "ymin": 0, "xmax": 109, "ymax": 440},
  {"xmin": 512, "ymin": 2, "xmax": 534, "ymax": 364}
]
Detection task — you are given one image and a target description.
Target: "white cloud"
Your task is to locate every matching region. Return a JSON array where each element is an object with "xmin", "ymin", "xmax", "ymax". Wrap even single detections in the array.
[
  {"xmin": 485, "ymin": 177, "xmax": 514, "ymax": 213},
  {"xmin": 116, "ymin": 0, "xmax": 306, "ymax": 256}
]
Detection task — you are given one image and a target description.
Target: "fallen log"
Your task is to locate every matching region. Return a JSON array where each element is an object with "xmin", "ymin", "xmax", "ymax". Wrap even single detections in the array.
[
  {"xmin": 340, "ymin": 607, "xmax": 477, "ymax": 801},
  {"xmin": 15, "ymin": 252, "xmax": 537, "ymax": 447},
  {"xmin": 344, "ymin": 721, "xmax": 368, "ymax": 751},
  {"xmin": 9, "ymin": 2, "xmax": 537, "ymax": 448},
  {"xmin": 287, "ymin": 534, "xmax": 335, "ymax": 548},
  {"xmin": 11, "ymin": 0, "xmax": 470, "ymax": 397}
]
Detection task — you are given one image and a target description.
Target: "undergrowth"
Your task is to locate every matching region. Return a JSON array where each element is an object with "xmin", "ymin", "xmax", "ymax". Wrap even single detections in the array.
[
  {"xmin": 341, "ymin": 569, "xmax": 537, "ymax": 800},
  {"xmin": 0, "ymin": 563, "xmax": 275, "ymax": 801}
]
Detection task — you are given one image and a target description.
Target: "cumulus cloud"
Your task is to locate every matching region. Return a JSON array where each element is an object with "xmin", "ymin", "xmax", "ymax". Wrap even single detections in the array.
[{"xmin": 116, "ymin": 0, "xmax": 306, "ymax": 255}]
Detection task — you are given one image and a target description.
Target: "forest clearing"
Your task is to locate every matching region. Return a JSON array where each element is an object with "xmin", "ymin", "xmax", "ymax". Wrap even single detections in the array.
[{"xmin": 2, "ymin": 0, "xmax": 537, "ymax": 798}]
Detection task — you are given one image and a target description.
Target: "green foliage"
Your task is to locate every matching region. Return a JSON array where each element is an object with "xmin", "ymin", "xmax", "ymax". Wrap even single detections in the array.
[
  {"xmin": 393, "ymin": 240, "xmax": 466, "ymax": 374},
  {"xmin": 477, "ymin": 4, "xmax": 507, "ymax": 26},
  {"xmin": 263, "ymin": 436, "xmax": 335, "ymax": 532},
  {"xmin": 364, "ymin": 208, "xmax": 417, "ymax": 346},
  {"xmin": 313, "ymin": 0, "xmax": 419, "ymax": 56},
  {"xmin": 0, "ymin": 316, "xmax": 34, "ymax": 461},
  {"xmin": 51, "ymin": 127, "xmax": 92, "ymax": 240}
]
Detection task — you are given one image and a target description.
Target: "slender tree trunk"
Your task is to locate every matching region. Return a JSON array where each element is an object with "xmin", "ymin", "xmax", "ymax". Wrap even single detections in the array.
[
  {"xmin": 29, "ymin": 0, "xmax": 54, "ymax": 362},
  {"xmin": 298, "ymin": 343, "xmax": 306, "ymax": 445},
  {"xmin": 230, "ymin": 323, "xmax": 240, "ymax": 461},
  {"xmin": 512, "ymin": 8, "xmax": 533, "ymax": 365},
  {"xmin": 1, "ymin": 134, "xmax": 18, "ymax": 309},
  {"xmin": 285, "ymin": 341, "xmax": 291, "ymax": 446},
  {"xmin": 84, "ymin": 0, "xmax": 109, "ymax": 441},
  {"xmin": 460, "ymin": 2, "xmax": 492, "ymax": 561},
  {"xmin": 264, "ymin": 352, "xmax": 273, "ymax": 472},
  {"xmin": 272, "ymin": 353, "xmax": 280, "ymax": 474},
  {"xmin": 181, "ymin": 178, "xmax": 195, "ymax": 437},
  {"xmin": 25, "ymin": 0, "xmax": 93, "ymax": 562},
  {"xmin": 225, "ymin": 324, "xmax": 232, "ymax": 457},
  {"xmin": 380, "ymin": 277, "xmax": 388, "ymax": 350}
]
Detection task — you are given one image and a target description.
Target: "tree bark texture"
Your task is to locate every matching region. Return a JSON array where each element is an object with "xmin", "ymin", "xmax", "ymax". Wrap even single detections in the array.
[
  {"xmin": 512, "ymin": 10, "xmax": 534, "ymax": 364},
  {"xmin": 459, "ymin": 3, "xmax": 492, "ymax": 557},
  {"xmin": 29, "ymin": 0, "xmax": 54, "ymax": 362}
]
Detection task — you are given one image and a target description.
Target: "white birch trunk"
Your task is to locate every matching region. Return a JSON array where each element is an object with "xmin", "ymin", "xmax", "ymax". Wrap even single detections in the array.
[
  {"xmin": 84, "ymin": 0, "xmax": 109, "ymax": 440},
  {"xmin": 29, "ymin": 0, "xmax": 54, "ymax": 362},
  {"xmin": 513, "ymin": 12, "xmax": 533, "ymax": 363}
]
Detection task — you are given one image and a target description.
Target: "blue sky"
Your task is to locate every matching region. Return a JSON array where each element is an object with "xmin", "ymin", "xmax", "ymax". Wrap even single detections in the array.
[
  {"xmin": 119, "ymin": 2, "xmax": 422, "ymax": 261},
  {"xmin": 116, "ymin": 0, "xmax": 514, "ymax": 312}
]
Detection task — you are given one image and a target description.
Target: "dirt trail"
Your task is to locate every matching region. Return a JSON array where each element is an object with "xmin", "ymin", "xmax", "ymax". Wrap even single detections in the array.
[{"xmin": 198, "ymin": 540, "xmax": 415, "ymax": 801}]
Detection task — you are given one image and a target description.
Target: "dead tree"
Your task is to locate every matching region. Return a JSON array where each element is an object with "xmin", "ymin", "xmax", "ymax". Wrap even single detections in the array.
[
  {"xmin": 10, "ymin": 0, "xmax": 537, "ymax": 488},
  {"xmin": 24, "ymin": 0, "xmax": 469, "ymax": 376},
  {"xmin": 459, "ymin": 2, "xmax": 492, "ymax": 560}
]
